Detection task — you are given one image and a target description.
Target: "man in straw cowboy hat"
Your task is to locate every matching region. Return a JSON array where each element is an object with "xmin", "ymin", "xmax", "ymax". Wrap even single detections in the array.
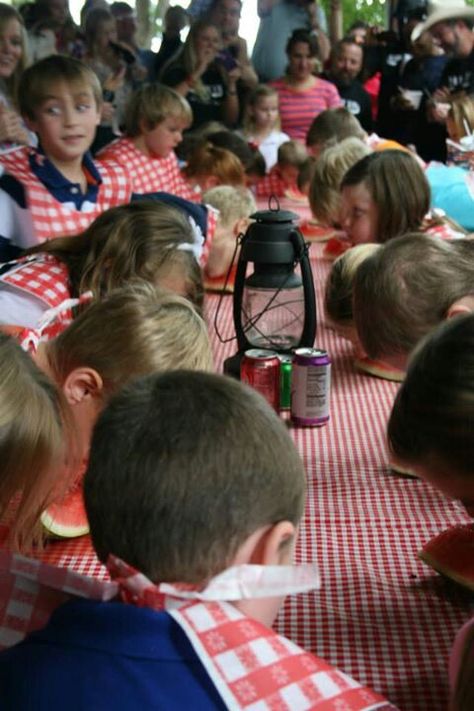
[{"xmin": 412, "ymin": 0, "xmax": 474, "ymax": 106}]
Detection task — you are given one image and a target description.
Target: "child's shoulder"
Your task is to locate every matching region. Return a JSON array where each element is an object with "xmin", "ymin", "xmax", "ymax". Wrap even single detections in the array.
[{"xmin": 0, "ymin": 598, "xmax": 226, "ymax": 709}]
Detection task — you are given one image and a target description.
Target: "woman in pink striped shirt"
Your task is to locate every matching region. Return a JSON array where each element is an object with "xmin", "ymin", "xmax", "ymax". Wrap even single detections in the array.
[{"xmin": 271, "ymin": 29, "xmax": 341, "ymax": 143}]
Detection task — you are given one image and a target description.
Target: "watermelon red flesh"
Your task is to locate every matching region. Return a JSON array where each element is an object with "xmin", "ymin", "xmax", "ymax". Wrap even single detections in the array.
[
  {"xmin": 354, "ymin": 357, "xmax": 405, "ymax": 382},
  {"xmin": 322, "ymin": 237, "xmax": 350, "ymax": 260},
  {"xmin": 419, "ymin": 524, "xmax": 474, "ymax": 590},
  {"xmin": 40, "ymin": 484, "xmax": 89, "ymax": 538}
]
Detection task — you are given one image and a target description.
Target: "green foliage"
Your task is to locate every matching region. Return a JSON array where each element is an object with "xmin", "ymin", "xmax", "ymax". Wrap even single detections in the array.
[{"xmin": 320, "ymin": 0, "xmax": 388, "ymax": 32}]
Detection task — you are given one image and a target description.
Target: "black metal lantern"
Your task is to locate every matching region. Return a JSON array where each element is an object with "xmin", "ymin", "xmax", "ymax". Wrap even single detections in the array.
[{"xmin": 223, "ymin": 206, "xmax": 317, "ymax": 376}]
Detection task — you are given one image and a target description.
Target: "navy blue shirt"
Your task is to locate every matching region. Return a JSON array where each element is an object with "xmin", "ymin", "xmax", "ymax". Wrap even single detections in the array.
[
  {"xmin": 29, "ymin": 150, "xmax": 102, "ymax": 210},
  {"xmin": 0, "ymin": 599, "xmax": 227, "ymax": 710}
]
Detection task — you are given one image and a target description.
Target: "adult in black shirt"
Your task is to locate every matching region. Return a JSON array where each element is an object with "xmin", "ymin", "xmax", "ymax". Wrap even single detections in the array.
[
  {"xmin": 322, "ymin": 38, "xmax": 373, "ymax": 132},
  {"xmin": 160, "ymin": 20, "xmax": 240, "ymax": 130}
]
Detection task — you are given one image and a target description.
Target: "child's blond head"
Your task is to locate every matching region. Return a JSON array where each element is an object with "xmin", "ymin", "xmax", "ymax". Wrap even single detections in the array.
[
  {"xmin": 447, "ymin": 93, "xmax": 474, "ymax": 142},
  {"xmin": 310, "ymin": 137, "xmax": 371, "ymax": 226},
  {"xmin": 0, "ymin": 333, "xmax": 69, "ymax": 551},
  {"xmin": 46, "ymin": 282, "xmax": 213, "ymax": 399},
  {"xmin": 18, "ymin": 55, "xmax": 102, "ymax": 120},
  {"xmin": 202, "ymin": 185, "xmax": 256, "ymax": 227},
  {"xmin": 125, "ymin": 83, "xmax": 192, "ymax": 136},
  {"xmin": 85, "ymin": 371, "xmax": 306, "ymax": 583}
]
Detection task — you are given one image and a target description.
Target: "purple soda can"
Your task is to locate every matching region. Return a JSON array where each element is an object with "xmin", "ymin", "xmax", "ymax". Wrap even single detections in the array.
[{"xmin": 291, "ymin": 348, "xmax": 331, "ymax": 426}]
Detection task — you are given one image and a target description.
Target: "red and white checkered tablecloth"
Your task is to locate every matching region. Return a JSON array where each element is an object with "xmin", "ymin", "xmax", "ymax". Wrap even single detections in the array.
[
  {"xmin": 0, "ymin": 221, "xmax": 472, "ymax": 710},
  {"xmin": 205, "ymin": 241, "xmax": 474, "ymax": 711}
]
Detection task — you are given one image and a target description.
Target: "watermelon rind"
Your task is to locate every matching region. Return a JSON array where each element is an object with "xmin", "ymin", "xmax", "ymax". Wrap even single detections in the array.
[
  {"xmin": 419, "ymin": 524, "xmax": 474, "ymax": 592},
  {"xmin": 40, "ymin": 486, "xmax": 90, "ymax": 539},
  {"xmin": 40, "ymin": 509, "xmax": 90, "ymax": 538},
  {"xmin": 354, "ymin": 358, "xmax": 405, "ymax": 382}
]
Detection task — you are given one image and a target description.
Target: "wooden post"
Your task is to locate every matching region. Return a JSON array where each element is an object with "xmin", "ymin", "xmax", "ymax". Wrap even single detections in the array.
[
  {"xmin": 329, "ymin": 0, "xmax": 343, "ymax": 44},
  {"xmin": 136, "ymin": 0, "xmax": 152, "ymax": 48}
]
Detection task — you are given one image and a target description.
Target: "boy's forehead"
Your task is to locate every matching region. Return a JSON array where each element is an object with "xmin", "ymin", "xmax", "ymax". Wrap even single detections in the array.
[{"xmin": 38, "ymin": 80, "xmax": 98, "ymax": 104}]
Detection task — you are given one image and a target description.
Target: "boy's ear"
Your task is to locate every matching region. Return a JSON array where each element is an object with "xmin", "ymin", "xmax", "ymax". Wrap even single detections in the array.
[
  {"xmin": 446, "ymin": 295, "xmax": 474, "ymax": 319},
  {"xmin": 240, "ymin": 521, "xmax": 296, "ymax": 567},
  {"xmin": 233, "ymin": 216, "xmax": 251, "ymax": 237},
  {"xmin": 62, "ymin": 367, "xmax": 103, "ymax": 406}
]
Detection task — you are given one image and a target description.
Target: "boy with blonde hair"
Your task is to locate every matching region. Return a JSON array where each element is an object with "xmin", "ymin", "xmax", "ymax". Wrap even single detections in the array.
[
  {"xmin": 99, "ymin": 83, "xmax": 196, "ymax": 200},
  {"xmin": 0, "ymin": 370, "xmax": 393, "ymax": 709},
  {"xmin": 0, "ymin": 56, "xmax": 131, "ymax": 259},
  {"xmin": 202, "ymin": 184, "xmax": 256, "ymax": 286}
]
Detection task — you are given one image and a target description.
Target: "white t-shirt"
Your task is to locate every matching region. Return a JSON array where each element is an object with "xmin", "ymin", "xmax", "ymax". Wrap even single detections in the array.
[{"xmin": 248, "ymin": 130, "xmax": 290, "ymax": 172}]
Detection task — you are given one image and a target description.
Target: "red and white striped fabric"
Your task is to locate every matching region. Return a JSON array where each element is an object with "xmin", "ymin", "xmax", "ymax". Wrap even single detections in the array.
[
  {"xmin": 0, "ymin": 148, "xmax": 131, "ymax": 243},
  {"xmin": 206, "ymin": 241, "xmax": 474, "ymax": 710},
  {"xmin": 98, "ymin": 138, "xmax": 197, "ymax": 201},
  {"xmin": 0, "ymin": 254, "xmax": 70, "ymax": 309}
]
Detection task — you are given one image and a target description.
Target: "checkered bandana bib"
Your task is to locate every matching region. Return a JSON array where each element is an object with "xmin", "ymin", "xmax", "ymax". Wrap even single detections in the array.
[
  {"xmin": 1, "ymin": 148, "xmax": 131, "ymax": 242},
  {"xmin": 107, "ymin": 556, "xmax": 397, "ymax": 711}
]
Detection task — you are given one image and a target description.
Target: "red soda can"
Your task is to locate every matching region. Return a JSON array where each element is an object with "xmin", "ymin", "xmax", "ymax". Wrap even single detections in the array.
[
  {"xmin": 241, "ymin": 349, "xmax": 280, "ymax": 411},
  {"xmin": 291, "ymin": 348, "xmax": 331, "ymax": 426}
]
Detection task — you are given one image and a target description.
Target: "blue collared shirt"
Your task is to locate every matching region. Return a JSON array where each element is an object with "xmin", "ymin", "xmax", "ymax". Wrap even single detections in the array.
[{"xmin": 28, "ymin": 149, "xmax": 102, "ymax": 210}]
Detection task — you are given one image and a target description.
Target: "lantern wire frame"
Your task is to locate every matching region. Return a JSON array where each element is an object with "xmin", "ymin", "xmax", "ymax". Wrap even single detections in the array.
[{"xmin": 213, "ymin": 231, "xmax": 308, "ymax": 348}]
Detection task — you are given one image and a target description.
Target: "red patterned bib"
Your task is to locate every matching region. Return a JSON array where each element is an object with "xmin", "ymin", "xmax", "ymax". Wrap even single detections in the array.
[
  {"xmin": 0, "ymin": 254, "xmax": 70, "ymax": 309},
  {"xmin": 0, "ymin": 148, "xmax": 131, "ymax": 243},
  {"xmin": 108, "ymin": 557, "xmax": 398, "ymax": 711},
  {"xmin": 98, "ymin": 138, "xmax": 197, "ymax": 201}
]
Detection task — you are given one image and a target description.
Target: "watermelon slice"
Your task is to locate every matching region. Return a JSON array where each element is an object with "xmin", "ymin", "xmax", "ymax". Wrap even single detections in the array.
[
  {"xmin": 388, "ymin": 460, "xmax": 417, "ymax": 478},
  {"xmin": 300, "ymin": 221, "xmax": 336, "ymax": 242},
  {"xmin": 322, "ymin": 237, "xmax": 350, "ymax": 261},
  {"xmin": 419, "ymin": 524, "xmax": 474, "ymax": 591},
  {"xmin": 41, "ymin": 483, "xmax": 89, "ymax": 539},
  {"xmin": 204, "ymin": 264, "xmax": 236, "ymax": 293},
  {"xmin": 354, "ymin": 357, "xmax": 405, "ymax": 382},
  {"xmin": 284, "ymin": 187, "xmax": 307, "ymax": 203}
]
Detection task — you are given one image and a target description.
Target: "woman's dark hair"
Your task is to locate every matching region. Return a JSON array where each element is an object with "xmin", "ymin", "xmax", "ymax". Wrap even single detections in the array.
[{"xmin": 286, "ymin": 28, "xmax": 318, "ymax": 57}]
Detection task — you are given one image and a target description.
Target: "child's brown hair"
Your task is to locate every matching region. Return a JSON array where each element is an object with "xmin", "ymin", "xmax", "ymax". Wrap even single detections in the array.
[
  {"xmin": 18, "ymin": 55, "xmax": 102, "ymax": 120},
  {"xmin": 183, "ymin": 143, "xmax": 245, "ymax": 186},
  {"xmin": 310, "ymin": 137, "xmax": 370, "ymax": 226},
  {"xmin": 341, "ymin": 150, "xmax": 430, "ymax": 243},
  {"xmin": 84, "ymin": 371, "xmax": 306, "ymax": 583},
  {"xmin": 278, "ymin": 140, "xmax": 307, "ymax": 168},
  {"xmin": 388, "ymin": 313, "xmax": 474, "ymax": 480},
  {"xmin": 325, "ymin": 243, "xmax": 381, "ymax": 326},
  {"xmin": 353, "ymin": 234, "xmax": 474, "ymax": 361},
  {"xmin": 27, "ymin": 201, "xmax": 204, "ymax": 311},
  {"xmin": 0, "ymin": 333, "xmax": 70, "ymax": 551},
  {"xmin": 125, "ymin": 83, "xmax": 192, "ymax": 136},
  {"xmin": 306, "ymin": 107, "xmax": 365, "ymax": 152}
]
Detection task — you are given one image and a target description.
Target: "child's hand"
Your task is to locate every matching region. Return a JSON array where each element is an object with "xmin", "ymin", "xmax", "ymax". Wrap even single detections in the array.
[
  {"xmin": 224, "ymin": 65, "xmax": 241, "ymax": 87},
  {"xmin": 0, "ymin": 106, "xmax": 29, "ymax": 145}
]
